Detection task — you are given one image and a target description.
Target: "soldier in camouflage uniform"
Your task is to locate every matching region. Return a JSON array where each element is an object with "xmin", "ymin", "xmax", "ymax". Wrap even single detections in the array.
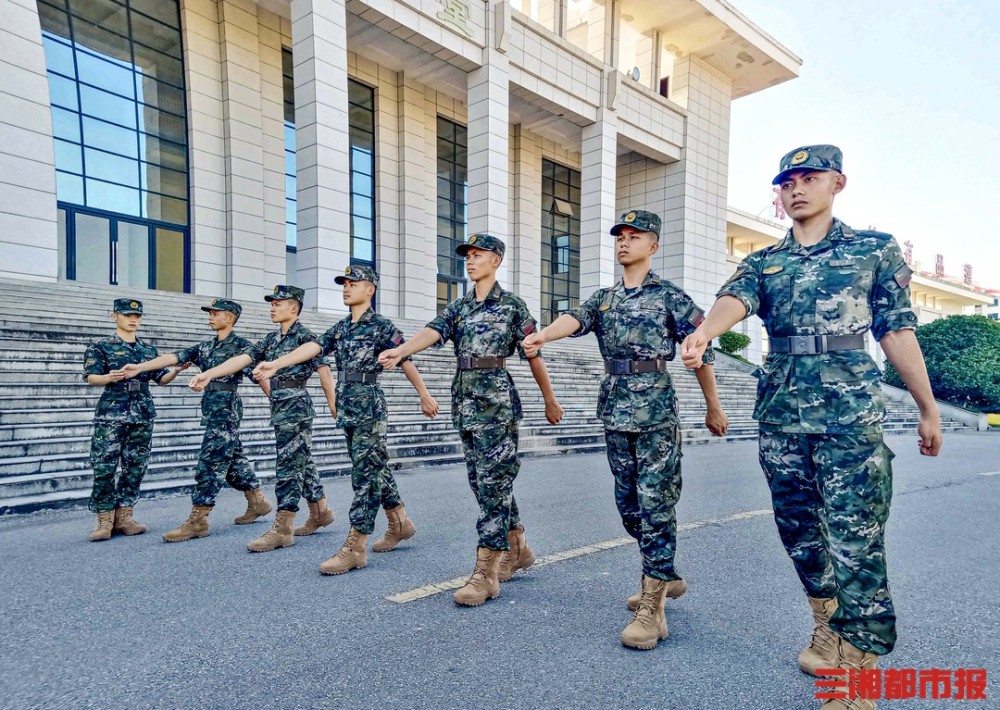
[
  {"xmin": 379, "ymin": 234, "xmax": 564, "ymax": 607},
  {"xmin": 523, "ymin": 209, "xmax": 729, "ymax": 650},
  {"xmin": 83, "ymin": 298, "xmax": 183, "ymax": 541},
  {"xmin": 682, "ymin": 145, "xmax": 942, "ymax": 709},
  {"xmin": 189, "ymin": 285, "xmax": 334, "ymax": 553},
  {"xmin": 254, "ymin": 265, "xmax": 439, "ymax": 575},
  {"xmin": 120, "ymin": 298, "xmax": 273, "ymax": 543}
]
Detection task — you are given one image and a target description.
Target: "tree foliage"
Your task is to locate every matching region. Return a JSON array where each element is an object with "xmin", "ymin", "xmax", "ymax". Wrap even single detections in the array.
[{"xmin": 718, "ymin": 331, "xmax": 752, "ymax": 355}]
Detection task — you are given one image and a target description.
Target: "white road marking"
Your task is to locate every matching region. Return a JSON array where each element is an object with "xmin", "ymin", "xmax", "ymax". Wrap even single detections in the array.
[
  {"xmin": 979, "ymin": 471, "xmax": 1000, "ymax": 477},
  {"xmin": 385, "ymin": 508, "xmax": 773, "ymax": 604}
]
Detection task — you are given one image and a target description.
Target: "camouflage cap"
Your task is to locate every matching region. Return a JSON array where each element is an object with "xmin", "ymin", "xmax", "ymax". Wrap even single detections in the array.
[
  {"xmin": 201, "ymin": 297, "xmax": 242, "ymax": 317},
  {"xmin": 113, "ymin": 298, "xmax": 143, "ymax": 315},
  {"xmin": 456, "ymin": 233, "xmax": 506, "ymax": 260},
  {"xmin": 334, "ymin": 264, "xmax": 379, "ymax": 287},
  {"xmin": 610, "ymin": 209, "xmax": 661, "ymax": 238},
  {"xmin": 264, "ymin": 284, "xmax": 305, "ymax": 302},
  {"xmin": 772, "ymin": 144, "xmax": 843, "ymax": 185}
]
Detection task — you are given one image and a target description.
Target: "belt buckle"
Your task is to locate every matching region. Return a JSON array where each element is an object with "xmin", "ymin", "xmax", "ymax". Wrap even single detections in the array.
[
  {"xmin": 791, "ymin": 336, "xmax": 816, "ymax": 355},
  {"xmin": 611, "ymin": 360, "xmax": 629, "ymax": 375},
  {"xmin": 125, "ymin": 380, "xmax": 140, "ymax": 392},
  {"xmin": 457, "ymin": 355, "xmax": 472, "ymax": 369}
]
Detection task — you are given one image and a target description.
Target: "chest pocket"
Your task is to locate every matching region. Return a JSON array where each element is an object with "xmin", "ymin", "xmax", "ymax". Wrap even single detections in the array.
[{"xmin": 815, "ymin": 266, "xmax": 874, "ymax": 331}]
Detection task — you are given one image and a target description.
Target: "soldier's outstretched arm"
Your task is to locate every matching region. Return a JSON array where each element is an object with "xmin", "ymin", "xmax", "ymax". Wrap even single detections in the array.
[
  {"xmin": 400, "ymin": 360, "xmax": 439, "ymax": 418},
  {"xmin": 879, "ymin": 329, "xmax": 942, "ymax": 456},
  {"xmin": 253, "ymin": 342, "xmax": 322, "ymax": 381},
  {"xmin": 527, "ymin": 356, "xmax": 564, "ymax": 425},
  {"xmin": 378, "ymin": 328, "xmax": 441, "ymax": 369},
  {"xmin": 681, "ymin": 296, "xmax": 747, "ymax": 369},
  {"xmin": 523, "ymin": 314, "xmax": 582, "ymax": 358},
  {"xmin": 120, "ymin": 353, "xmax": 180, "ymax": 379},
  {"xmin": 189, "ymin": 354, "xmax": 253, "ymax": 391},
  {"xmin": 693, "ymin": 364, "xmax": 728, "ymax": 436}
]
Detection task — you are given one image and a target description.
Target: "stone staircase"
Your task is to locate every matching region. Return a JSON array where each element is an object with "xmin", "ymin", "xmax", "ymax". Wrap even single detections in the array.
[{"xmin": 0, "ymin": 278, "xmax": 972, "ymax": 514}]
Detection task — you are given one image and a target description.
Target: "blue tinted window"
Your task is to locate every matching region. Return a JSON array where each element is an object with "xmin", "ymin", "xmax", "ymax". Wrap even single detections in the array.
[
  {"xmin": 47, "ymin": 73, "xmax": 78, "ymax": 110},
  {"xmin": 51, "ymin": 106, "xmax": 81, "ymax": 143},
  {"xmin": 86, "ymin": 178, "xmax": 140, "ymax": 217},
  {"xmin": 53, "ymin": 139, "xmax": 82, "ymax": 174}
]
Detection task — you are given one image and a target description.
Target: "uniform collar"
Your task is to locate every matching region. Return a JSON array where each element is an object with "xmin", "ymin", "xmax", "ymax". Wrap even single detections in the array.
[
  {"xmin": 467, "ymin": 281, "xmax": 504, "ymax": 304},
  {"xmin": 775, "ymin": 218, "xmax": 852, "ymax": 253},
  {"xmin": 345, "ymin": 307, "xmax": 375, "ymax": 327},
  {"xmin": 613, "ymin": 270, "xmax": 661, "ymax": 291}
]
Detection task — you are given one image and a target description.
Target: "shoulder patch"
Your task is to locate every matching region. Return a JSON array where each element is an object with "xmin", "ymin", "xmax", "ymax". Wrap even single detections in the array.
[
  {"xmin": 687, "ymin": 306, "xmax": 705, "ymax": 329},
  {"xmin": 520, "ymin": 320, "xmax": 536, "ymax": 336},
  {"xmin": 893, "ymin": 265, "xmax": 913, "ymax": 288},
  {"xmin": 854, "ymin": 229, "xmax": 894, "ymax": 242}
]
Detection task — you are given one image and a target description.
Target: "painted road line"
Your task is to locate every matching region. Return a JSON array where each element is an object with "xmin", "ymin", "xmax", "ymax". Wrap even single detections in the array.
[
  {"xmin": 385, "ymin": 508, "xmax": 773, "ymax": 604},
  {"xmin": 979, "ymin": 471, "xmax": 1000, "ymax": 477}
]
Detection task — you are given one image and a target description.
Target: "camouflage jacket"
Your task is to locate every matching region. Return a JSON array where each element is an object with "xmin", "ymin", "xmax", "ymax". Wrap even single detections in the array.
[
  {"xmin": 568, "ymin": 271, "xmax": 713, "ymax": 432},
  {"xmin": 718, "ymin": 219, "xmax": 917, "ymax": 433},
  {"xmin": 174, "ymin": 333, "xmax": 256, "ymax": 427},
  {"xmin": 244, "ymin": 320, "xmax": 320, "ymax": 426},
  {"xmin": 427, "ymin": 282, "xmax": 538, "ymax": 432},
  {"xmin": 316, "ymin": 308, "xmax": 409, "ymax": 427},
  {"xmin": 83, "ymin": 335, "xmax": 167, "ymax": 423}
]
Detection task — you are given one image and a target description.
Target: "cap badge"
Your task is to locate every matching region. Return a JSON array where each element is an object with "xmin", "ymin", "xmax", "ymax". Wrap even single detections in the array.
[
  {"xmin": 790, "ymin": 150, "xmax": 809, "ymax": 166},
  {"xmin": 273, "ymin": 286, "xmax": 280, "ymax": 294},
  {"xmin": 468, "ymin": 235, "xmax": 478, "ymax": 245},
  {"xmin": 345, "ymin": 266, "xmax": 352, "ymax": 275},
  {"xmin": 624, "ymin": 212, "xmax": 637, "ymax": 223},
  {"xmin": 129, "ymin": 301, "xmax": 139, "ymax": 309}
]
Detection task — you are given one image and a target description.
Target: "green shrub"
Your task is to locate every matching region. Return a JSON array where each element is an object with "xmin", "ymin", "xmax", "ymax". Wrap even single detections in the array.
[
  {"xmin": 718, "ymin": 331, "xmax": 752, "ymax": 355},
  {"xmin": 883, "ymin": 315, "xmax": 1000, "ymax": 412}
]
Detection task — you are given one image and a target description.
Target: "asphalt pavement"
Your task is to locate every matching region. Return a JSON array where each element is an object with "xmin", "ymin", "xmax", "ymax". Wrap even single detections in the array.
[{"xmin": 0, "ymin": 432, "xmax": 996, "ymax": 709}]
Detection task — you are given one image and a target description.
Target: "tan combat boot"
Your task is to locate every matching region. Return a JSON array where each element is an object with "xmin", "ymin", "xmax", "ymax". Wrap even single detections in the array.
[
  {"xmin": 627, "ymin": 577, "xmax": 687, "ymax": 611},
  {"xmin": 162, "ymin": 506, "xmax": 213, "ymax": 543},
  {"xmin": 372, "ymin": 504, "xmax": 416, "ymax": 553},
  {"xmin": 319, "ymin": 528, "xmax": 369, "ymax": 575},
  {"xmin": 247, "ymin": 510, "xmax": 296, "ymax": 552},
  {"xmin": 89, "ymin": 511, "xmax": 115, "ymax": 542},
  {"xmin": 234, "ymin": 488, "xmax": 272, "ymax": 525},
  {"xmin": 819, "ymin": 635, "xmax": 879, "ymax": 709},
  {"xmin": 293, "ymin": 497, "xmax": 334, "ymax": 536},
  {"xmin": 453, "ymin": 547, "xmax": 502, "ymax": 606},
  {"xmin": 112, "ymin": 506, "xmax": 147, "ymax": 536},
  {"xmin": 498, "ymin": 524, "xmax": 536, "ymax": 582},
  {"xmin": 800, "ymin": 596, "xmax": 840, "ymax": 676},
  {"xmin": 620, "ymin": 575, "xmax": 671, "ymax": 650}
]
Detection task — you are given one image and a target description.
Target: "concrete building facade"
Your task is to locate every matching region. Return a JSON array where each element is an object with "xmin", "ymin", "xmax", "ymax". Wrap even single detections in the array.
[{"xmin": 0, "ymin": 0, "xmax": 799, "ymax": 323}]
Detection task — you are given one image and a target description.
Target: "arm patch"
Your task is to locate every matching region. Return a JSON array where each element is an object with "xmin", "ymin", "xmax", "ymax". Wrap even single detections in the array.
[{"xmin": 894, "ymin": 265, "xmax": 913, "ymax": 288}]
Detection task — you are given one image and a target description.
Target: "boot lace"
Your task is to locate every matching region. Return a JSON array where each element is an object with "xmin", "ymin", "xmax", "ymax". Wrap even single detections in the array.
[{"xmin": 810, "ymin": 605, "xmax": 837, "ymax": 654}]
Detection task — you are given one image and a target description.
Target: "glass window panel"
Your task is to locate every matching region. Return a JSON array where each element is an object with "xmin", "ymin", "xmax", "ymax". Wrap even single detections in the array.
[
  {"xmin": 116, "ymin": 220, "xmax": 149, "ymax": 289},
  {"xmin": 436, "ymin": 117, "xmax": 454, "ymax": 142},
  {"xmin": 84, "ymin": 117, "xmax": 138, "ymax": 159},
  {"xmin": 140, "ymin": 163, "xmax": 186, "ymax": 198},
  {"xmin": 39, "ymin": 5, "xmax": 71, "ymax": 42},
  {"xmin": 348, "ymin": 80, "xmax": 374, "ymax": 110},
  {"xmin": 132, "ymin": 45, "xmax": 183, "ymax": 87},
  {"xmin": 56, "ymin": 170, "xmax": 84, "ymax": 204},
  {"xmin": 57, "ymin": 206, "xmax": 67, "ymax": 279},
  {"xmin": 349, "ymin": 127, "xmax": 374, "ymax": 155},
  {"xmin": 70, "ymin": 17, "xmax": 131, "ymax": 64},
  {"xmin": 283, "ymin": 79, "xmax": 295, "ymax": 123},
  {"xmin": 47, "ymin": 73, "xmax": 78, "ymax": 110},
  {"xmin": 351, "ymin": 194, "xmax": 372, "ymax": 219},
  {"xmin": 51, "ymin": 106, "xmax": 81, "ymax": 143},
  {"xmin": 70, "ymin": 0, "xmax": 128, "ymax": 35},
  {"xmin": 285, "ymin": 198, "xmax": 296, "ymax": 225},
  {"xmin": 139, "ymin": 133, "xmax": 185, "ymax": 170},
  {"xmin": 87, "ymin": 178, "xmax": 140, "ymax": 216},
  {"xmin": 285, "ymin": 151, "xmax": 296, "ymax": 179},
  {"xmin": 130, "ymin": 0, "xmax": 180, "ymax": 29},
  {"xmin": 284, "ymin": 122, "xmax": 296, "ymax": 150},
  {"xmin": 73, "ymin": 211, "xmax": 110, "ymax": 284},
  {"xmin": 352, "ymin": 237, "xmax": 373, "ymax": 263},
  {"xmin": 54, "ymin": 139, "xmax": 83, "ymax": 174},
  {"xmin": 136, "ymin": 75, "xmax": 184, "ymax": 115},
  {"xmin": 352, "ymin": 217, "xmax": 373, "ymax": 243},
  {"xmin": 80, "ymin": 85, "xmax": 136, "ymax": 129},
  {"xmin": 285, "ymin": 175, "xmax": 296, "ymax": 198},
  {"xmin": 130, "ymin": 11, "xmax": 182, "ymax": 57},
  {"xmin": 351, "ymin": 173, "xmax": 373, "ymax": 198},
  {"xmin": 76, "ymin": 49, "xmax": 134, "ymax": 99},
  {"xmin": 438, "ymin": 140, "xmax": 454, "ymax": 165},
  {"xmin": 143, "ymin": 193, "xmax": 187, "ymax": 225},
  {"xmin": 437, "ymin": 254, "xmax": 451, "ymax": 275},
  {"xmin": 285, "ymin": 222, "xmax": 297, "ymax": 249},
  {"xmin": 85, "ymin": 148, "xmax": 139, "ymax": 187},
  {"xmin": 42, "ymin": 35, "xmax": 75, "ymax": 76},
  {"xmin": 349, "ymin": 145, "xmax": 374, "ymax": 176},
  {"xmin": 154, "ymin": 227, "xmax": 185, "ymax": 291},
  {"xmin": 455, "ymin": 142, "xmax": 467, "ymax": 168},
  {"xmin": 137, "ymin": 105, "xmax": 185, "ymax": 143}
]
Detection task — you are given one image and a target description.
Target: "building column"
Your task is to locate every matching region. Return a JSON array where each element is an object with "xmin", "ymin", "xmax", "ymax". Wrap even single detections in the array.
[
  {"xmin": 0, "ymin": 0, "xmax": 58, "ymax": 281},
  {"xmin": 291, "ymin": 0, "xmax": 351, "ymax": 312},
  {"xmin": 466, "ymin": 45, "xmax": 510, "ymax": 287},
  {"xmin": 510, "ymin": 124, "xmax": 542, "ymax": 316},
  {"xmin": 579, "ymin": 109, "xmax": 618, "ymax": 294},
  {"xmin": 395, "ymin": 75, "xmax": 437, "ymax": 321},
  {"xmin": 657, "ymin": 55, "xmax": 732, "ymax": 308},
  {"xmin": 217, "ymin": 0, "xmax": 268, "ymax": 302}
]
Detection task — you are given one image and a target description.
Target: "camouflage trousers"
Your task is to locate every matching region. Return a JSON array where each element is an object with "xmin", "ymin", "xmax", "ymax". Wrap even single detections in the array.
[
  {"xmin": 191, "ymin": 422, "xmax": 261, "ymax": 507},
  {"xmin": 343, "ymin": 419, "xmax": 403, "ymax": 535},
  {"xmin": 759, "ymin": 427, "xmax": 896, "ymax": 656},
  {"xmin": 459, "ymin": 422, "xmax": 521, "ymax": 551},
  {"xmin": 273, "ymin": 419, "xmax": 325, "ymax": 512},
  {"xmin": 89, "ymin": 421, "xmax": 154, "ymax": 512},
  {"xmin": 605, "ymin": 423, "xmax": 683, "ymax": 582}
]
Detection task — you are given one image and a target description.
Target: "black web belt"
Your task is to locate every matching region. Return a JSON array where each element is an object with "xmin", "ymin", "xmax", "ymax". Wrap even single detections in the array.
[
  {"xmin": 604, "ymin": 358, "xmax": 670, "ymax": 375},
  {"xmin": 768, "ymin": 334, "xmax": 865, "ymax": 355},
  {"xmin": 107, "ymin": 380, "xmax": 149, "ymax": 392},
  {"xmin": 456, "ymin": 355, "xmax": 506, "ymax": 370},
  {"xmin": 271, "ymin": 377, "xmax": 308, "ymax": 390},
  {"xmin": 339, "ymin": 371, "xmax": 379, "ymax": 384},
  {"xmin": 205, "ymin": 381, "xmax": 239, "ymax": 392}
]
